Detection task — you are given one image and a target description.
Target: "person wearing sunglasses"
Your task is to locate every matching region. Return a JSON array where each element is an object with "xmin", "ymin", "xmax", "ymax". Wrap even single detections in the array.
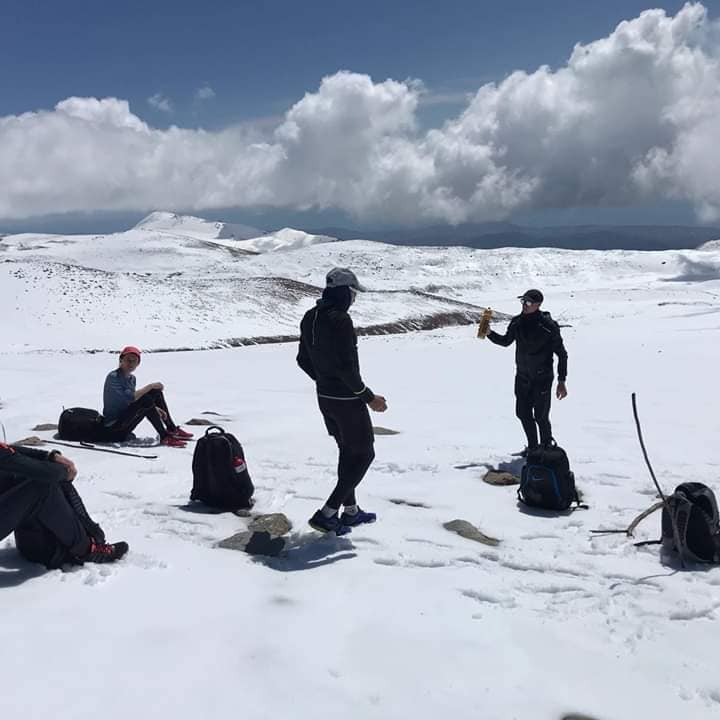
[{"xmin": 484, "ymin": 289, "xmax": 568, "ymax": 452}]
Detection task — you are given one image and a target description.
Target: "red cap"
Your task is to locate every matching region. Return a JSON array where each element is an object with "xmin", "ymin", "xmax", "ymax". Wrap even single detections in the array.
[{"xmin": 120, "ymin": 345, "xmax": 142, "ymax": 362}]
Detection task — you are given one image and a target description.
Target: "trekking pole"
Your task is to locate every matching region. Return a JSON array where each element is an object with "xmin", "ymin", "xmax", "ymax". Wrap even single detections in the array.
[
  {"xmin": 45, "ymin": 439, "xmax": 158, "ymax": 460},
  {"xmin": 631, "ymin": 392, "xmax": 685, "ymax": 568}
]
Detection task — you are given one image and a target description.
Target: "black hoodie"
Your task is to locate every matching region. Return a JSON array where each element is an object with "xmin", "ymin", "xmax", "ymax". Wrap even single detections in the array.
[
  {"xmin": 297, "ymin": 286, "xmax": 375, "ymax": 402},
  {"xmin": 487, "ymin": 310, "xmax": 568, "ymax": 382}
]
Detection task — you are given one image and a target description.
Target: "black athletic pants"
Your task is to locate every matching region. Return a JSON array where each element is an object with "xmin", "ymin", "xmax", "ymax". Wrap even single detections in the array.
[
  {"xmin": 0, "ymin": 453, "xmax": 90, "ymax": 557},
  {"xmin": 97, "ymin": 389, "xmax": 177, "ymax": 442},
  {"xmin": 514, "ymin": 374, "xmax": 553, "ymax": 449},
  {"xmin": 318, "ymin": 397, "xmax": 375, "ymax": 511}
]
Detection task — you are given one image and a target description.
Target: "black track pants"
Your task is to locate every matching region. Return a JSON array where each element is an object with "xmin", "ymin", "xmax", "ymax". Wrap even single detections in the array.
[
  {"xmin": 0, "ymin": 453, "xmax": 90, "ymax": 556},
  {"xmin": 318, "ymin": 397, "xmax": 375, "ymax": 510},
  {"xmin": 97, "ymin": 389, "xmax": 177, "ymax": 442},
  {"xmin": 514, "ymin": 374, "xmax": 553, "ymax": 448}
]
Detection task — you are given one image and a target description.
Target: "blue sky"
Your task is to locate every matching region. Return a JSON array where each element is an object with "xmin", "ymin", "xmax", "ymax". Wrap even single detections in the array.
[{"xmin": 1, "ymin": 1, "xmax": 719, "ymax": 231}]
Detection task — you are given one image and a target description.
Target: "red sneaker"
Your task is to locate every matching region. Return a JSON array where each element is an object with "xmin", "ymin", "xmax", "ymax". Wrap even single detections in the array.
[
  {"xmin": 81, "ymin": 541, "xmax": 129, "ymax": 564},
  {"xmin": 161, "ymin": 435, "xmax": 187, "ymax": 448},
  {"xmin": 172, "ymin": 427, "xmax": 194, "ymax": 439}
]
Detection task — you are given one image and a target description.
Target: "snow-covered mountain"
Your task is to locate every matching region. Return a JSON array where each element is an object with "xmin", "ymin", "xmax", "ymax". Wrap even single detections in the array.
[
  {"xmin": 134, "ymin": 211, "xmax": 263, "ymax": 241},
  {"xmin": 1, "ymin": 212, "xmax": 720, "ymax": 353},
  {"xmin": 234, "ymin": 227, "xmax": 338, "ymax": 253}
]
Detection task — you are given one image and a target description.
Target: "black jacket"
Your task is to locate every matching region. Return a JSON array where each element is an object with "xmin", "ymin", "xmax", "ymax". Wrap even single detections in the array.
[
  {"xmin": 0, "ymin": 443, "xmax": 56, "ymax": 463},
  {"xmin": 297, "ymin": 296, "xmax": 374, "ymax": 403},
  {"xmin": 487, "ymin": 311, "xmax": 568, "ymax": 381}
]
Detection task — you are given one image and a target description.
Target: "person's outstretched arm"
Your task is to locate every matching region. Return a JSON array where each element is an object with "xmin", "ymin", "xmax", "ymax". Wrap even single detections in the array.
[
  {"xmin": 486, "ymin": 317, "xmax": 518, "ymax": 347},
  {"xmin": 10, "ymin": 445, "xmax": 78, "ymax": 480}
]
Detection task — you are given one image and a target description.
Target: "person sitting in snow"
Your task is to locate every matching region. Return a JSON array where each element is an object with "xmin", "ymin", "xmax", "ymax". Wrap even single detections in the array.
[
  {"xmin": 97, "ymin": 346, "xmax": 193, "ymax": 448},
  {"xmin": 0, "ymin": 441, "xmax": 128, "ymax": 566},
  {"xmin": 297, "ymin": 268, "xmax": 387, "ymax": 535},
  {"xmin": 483, "ymin": 289, "xmax": 568, "ymax": 453}
]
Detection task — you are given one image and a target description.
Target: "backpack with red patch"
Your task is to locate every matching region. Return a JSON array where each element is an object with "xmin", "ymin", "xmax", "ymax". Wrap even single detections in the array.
[{"xmin": 190, "ymin": 426, "xmax": 254, "ymax": 511}]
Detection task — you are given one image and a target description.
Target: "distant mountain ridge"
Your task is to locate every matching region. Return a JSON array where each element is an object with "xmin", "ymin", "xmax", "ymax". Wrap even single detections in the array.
[
  {"xmin": 135, "ymin": 211, "xmax": 262, "ymax": 241},
  {"xmin": 308, "ymin": 222, "xmax": 720, "ymax": 251},
  {"xmin": 3, "ymin": 210, "xmax": 720, "ymax": 353}
]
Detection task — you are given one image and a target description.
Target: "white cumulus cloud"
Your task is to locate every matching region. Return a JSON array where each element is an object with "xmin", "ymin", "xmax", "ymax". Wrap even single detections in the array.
[
  {"xmin": 147, "ymin": 93, "xmax": 173, "ymax": 113},
  {"xmin": 195, "ymin": 85, "xmax": 216, "ymax": 101},
  {"xmin": 1, "ymin": 3, "xmax": 719, "ymax": 222}
]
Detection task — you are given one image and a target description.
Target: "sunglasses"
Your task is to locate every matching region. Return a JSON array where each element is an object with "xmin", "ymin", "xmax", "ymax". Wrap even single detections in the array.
[{"xmin": 521, "ymin": 299, "xmax": 537, "ymax": 306}]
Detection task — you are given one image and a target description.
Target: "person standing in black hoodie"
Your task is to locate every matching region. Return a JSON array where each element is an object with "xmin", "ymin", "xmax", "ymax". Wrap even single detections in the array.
[
  {"xmin": 485, "ymin": 289, "xmax": 568, "ymax": 452},
  {"xmin": 297, "ymin": 268, "xmax": 387, "ymax": 534}
]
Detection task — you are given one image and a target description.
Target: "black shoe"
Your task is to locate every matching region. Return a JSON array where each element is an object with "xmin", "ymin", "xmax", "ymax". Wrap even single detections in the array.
[
  {"xmin": 81, "ymin": 541, "xmax": 129, "ymax": 564},
  {"xmin": 340, "ymin": 508, "xmax": 377, "ymax": 526},
  {"xmin": 308, "ymin": 510, "xmax": 352, "ymax": 536}
]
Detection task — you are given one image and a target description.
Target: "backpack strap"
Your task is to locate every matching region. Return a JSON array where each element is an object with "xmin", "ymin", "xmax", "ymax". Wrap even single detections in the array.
[
  {"xmin": 591, "ymin": 501, "xmax": 663, "ymax": 536},
  {"xmin": 204, "ymin": 426, "xmax": 226, "ymax": 436},
  {"xmin": 571, "ymin": 489, "xmax": 589, "ymax": 511}
]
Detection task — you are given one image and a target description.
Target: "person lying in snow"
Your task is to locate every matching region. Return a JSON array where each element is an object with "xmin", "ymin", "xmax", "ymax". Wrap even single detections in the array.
[
  {"xmin": 297, "ymin": 268, "xmax": 387, "ymax": 535},
  {"xmin": 98, "ymin": 345, "xmax": 193, "ymax": 448},
  {"xmin": 0, "ymin": 442, "xmax": 128, "ymax": 566}
]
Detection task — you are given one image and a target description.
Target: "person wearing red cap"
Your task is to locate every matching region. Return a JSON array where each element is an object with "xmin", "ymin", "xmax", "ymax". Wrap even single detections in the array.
[
  {"xmin": 484, "ymin": 289, "xmax": 568, "ymax": 452},
  {"xmin": 97, "ymin": 346, "xmax": 193, "ymax": 448}
]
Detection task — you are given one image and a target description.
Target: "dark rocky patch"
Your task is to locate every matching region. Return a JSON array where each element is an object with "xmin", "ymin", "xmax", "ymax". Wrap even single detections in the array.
[{"xmin": 388, "ymin": 498, "xmax": 430, "ymax": 509}]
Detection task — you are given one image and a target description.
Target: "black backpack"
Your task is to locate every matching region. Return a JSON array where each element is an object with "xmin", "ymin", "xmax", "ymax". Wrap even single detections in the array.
[
  {"xmin": 190, "ymin": 426, "xmax": 254, "ymax": 511},
  {"xmin": 659, "ymin": 483, "xmax": 720, "ymax": 564},
  {"xmin": 519, "ymin": 443, "xmax": 584, "ymax": 511},
  {"xmin": 14, "ymin": 482, "xmax": 106, "ymax": 569},
  {"xmin": 58, "ymin": 407, "xmax": 104, "ymax": 442}
]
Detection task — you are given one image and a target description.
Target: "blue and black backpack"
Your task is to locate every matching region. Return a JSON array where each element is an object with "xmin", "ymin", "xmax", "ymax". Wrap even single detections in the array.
[{"xmin": 518, "ymin": 442, "xmax": 586, "ymax": 511}]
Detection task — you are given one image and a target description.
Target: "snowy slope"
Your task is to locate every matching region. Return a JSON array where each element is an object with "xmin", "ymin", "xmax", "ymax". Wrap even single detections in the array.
[
  {"xmin": 2, "ymin": 215, "xmax": 720, "ymax": 354},
  {"xmin": 235, "ymin": 227, "xmax": 338, "ymax": 253},
  {"xmin": 1, "ymin": 272, "xmax": 720, "ymax": 718}
]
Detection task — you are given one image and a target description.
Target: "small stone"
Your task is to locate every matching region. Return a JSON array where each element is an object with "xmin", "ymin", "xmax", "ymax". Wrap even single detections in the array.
[
  {"xmin": 217, "ymin": 530, "xmax": 285, "ymax": 557},
  {"xmin": 248, "ymin": 513, "xmax": 292, "ymax": 537},
  {"xmin": 32, "ymin": 423, "xmax": 58, "ymax": 431},
  {"xmin": 14, "ymin": 436, "xmax": 45, "ymax": 446},
  {"xmin": 185, "ymin": 418, "xmax": 214, "ymax": 426},
  {"xmin": 482, "ymin": 470, "xmax": 520, "ymax": 486},
  {"xmin": 444, "ymin": 519, "xmax": 500, "ymax": 546},
  {"xmin": 373, "ymin": 426, "xmax": 400, "ymax": 435}
]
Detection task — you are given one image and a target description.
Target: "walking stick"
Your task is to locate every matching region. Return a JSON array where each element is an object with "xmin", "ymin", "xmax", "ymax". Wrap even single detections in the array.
[{"xmin": 631, "ymin": 392, "xmax": 684, "ymax": 568}]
